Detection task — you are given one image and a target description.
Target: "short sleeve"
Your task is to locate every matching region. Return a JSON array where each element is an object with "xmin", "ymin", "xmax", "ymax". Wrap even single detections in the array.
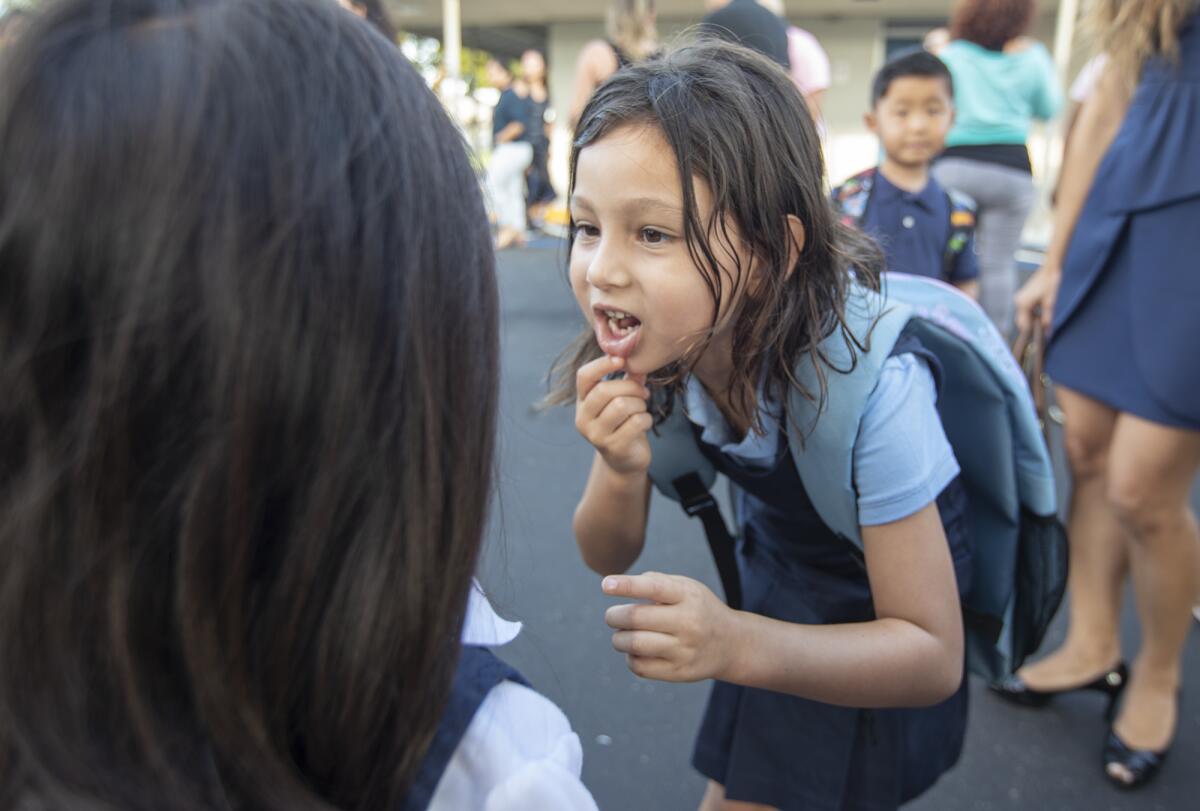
[
  {"xmin": 1030, "ymin": 44, "xmax": 1064, "ymax": 121},
  {"xmin": 852, "ymin": 353, "xmax": 960, "ymax": 526},
  {"xmin": 427, "ymin": 682, "xmax": 599, "ymax": 811},
  {"xmin": 950, "ymin": 232, "xmax": 980, "ymax": 282}
]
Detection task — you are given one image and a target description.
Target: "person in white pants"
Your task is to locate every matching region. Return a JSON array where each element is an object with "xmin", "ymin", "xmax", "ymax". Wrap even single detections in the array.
[{"xmin": 486, "ymin": 59, "xmax": 534, "ymax": 250}]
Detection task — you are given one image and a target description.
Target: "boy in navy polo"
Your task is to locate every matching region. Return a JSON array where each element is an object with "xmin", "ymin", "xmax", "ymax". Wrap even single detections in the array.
[{"xmin": 833, "ymin": 51, "xmax": 980, "ymax": 298}]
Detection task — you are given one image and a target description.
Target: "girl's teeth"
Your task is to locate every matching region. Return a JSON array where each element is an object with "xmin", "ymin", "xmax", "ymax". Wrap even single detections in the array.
[{"xmin": 605, "ymin": 315, "xmax": 638, "ymax": 337}]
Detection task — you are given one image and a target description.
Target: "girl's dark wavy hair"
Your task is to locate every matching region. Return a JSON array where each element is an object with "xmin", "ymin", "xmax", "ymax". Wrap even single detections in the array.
[
  {"xmin": 548, "ymin": 40, "xmax": 883, "ymax": 431},
  {"xmin": 0, "ymin": 0, "xmax": 498, "ymax": 808}
]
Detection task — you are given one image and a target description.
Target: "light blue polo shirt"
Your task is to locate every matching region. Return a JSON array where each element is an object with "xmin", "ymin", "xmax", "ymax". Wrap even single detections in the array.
[{"xmin": 684, "ymin": 353, "xmax": 960, "ymax": 526}]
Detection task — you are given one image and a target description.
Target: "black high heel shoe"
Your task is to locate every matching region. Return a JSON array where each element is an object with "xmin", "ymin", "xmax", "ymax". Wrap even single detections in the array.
[
  {"xmin": 1103, "ymin": 729, "xmax": 1168, "ymax": 790},
  {"xmin": 990, "ymin": 661, "xmax": 1128, "ymax": 720},
  {"xmin": 1103, "ymin": 690, "xmax": 1181, "ymax": 790}
]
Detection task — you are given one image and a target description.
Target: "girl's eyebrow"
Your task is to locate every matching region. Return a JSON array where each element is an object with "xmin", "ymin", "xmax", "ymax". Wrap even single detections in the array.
[{"xmin": 571, "ymin": 193, "xmax": 682, "ymax": 217}]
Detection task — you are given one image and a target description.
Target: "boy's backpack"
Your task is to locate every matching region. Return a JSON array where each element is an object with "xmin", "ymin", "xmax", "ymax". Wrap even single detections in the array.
[
  {"xmin": 646, "ymin": 274, "xmax": 1068, "ymax": 683},
  {"xmin": 832, "ymin": 167, "xmax": 977, "ymax": 282}
]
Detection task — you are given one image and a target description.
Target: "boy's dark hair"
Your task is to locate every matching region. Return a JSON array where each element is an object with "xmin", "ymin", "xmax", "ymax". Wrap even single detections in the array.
[
  {"xmin": 0, "ymin": 0, "xmax": 498, "ymax": 809},
  {"xmin": 550, "ymin": 39, "xmax": 883, "ymax": 432},
  {"xmin": 871, "ymin": 50, "xmax": 955, "ymax": 106}
]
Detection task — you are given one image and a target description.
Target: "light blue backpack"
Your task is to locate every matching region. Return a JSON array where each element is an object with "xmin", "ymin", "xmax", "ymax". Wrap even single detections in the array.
[{"xmin": 646, "ymin": 273, "xmax": 1068, "ymax": 682}]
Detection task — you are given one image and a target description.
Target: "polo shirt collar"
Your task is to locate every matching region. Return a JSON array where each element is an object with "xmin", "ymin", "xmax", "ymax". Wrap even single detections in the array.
[{"xmin": 874, "ymin": 169, "xmax": 940, "ymax": 213}]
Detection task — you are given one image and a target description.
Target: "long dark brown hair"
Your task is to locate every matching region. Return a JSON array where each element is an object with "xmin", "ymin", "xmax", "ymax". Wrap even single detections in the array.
[
  {"xmin": 0, "ymin": 0, "xmax": 498, "ymax": 808},
  {"xmin": 548, "ymin": 40, "xmax": 883, "ymax": 432},
  {"xmin": 1088, "ymin": 0, "xmax": 1198, "ymax": 87}
]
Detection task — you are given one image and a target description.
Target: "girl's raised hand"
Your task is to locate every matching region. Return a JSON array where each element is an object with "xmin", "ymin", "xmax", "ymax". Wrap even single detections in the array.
[
  {"xmin": 575, "ymin": 355, "xmax": 653, "ymax": 476},
  {"xmin": 602, "ymin": 572, "xmax": 743, "ymax": 683}
]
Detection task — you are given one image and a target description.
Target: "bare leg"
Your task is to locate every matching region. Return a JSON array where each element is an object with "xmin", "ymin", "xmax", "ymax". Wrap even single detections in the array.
[
  {"xmin": 1019, "ymin": 387, "xmax": 1127, "ymax": 689},
  {"xmin": 1104, "ymin": 414, "xmax": 1200, "ymax": 776},
  {"xmin": 697, "ymin": 781, "xmax": 779, "ymax": 811},
  {"xmin": 1195, "ymin": 534, "xmax": 1200, "ymax": 621},
  {"xmin": 1195, "ymin": 565, "xmax": 1200, "ymax": 621}
]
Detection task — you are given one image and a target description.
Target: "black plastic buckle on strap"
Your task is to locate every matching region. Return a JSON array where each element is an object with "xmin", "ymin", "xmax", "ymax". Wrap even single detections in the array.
[
  {"xmin": 673, "ymin": 472, "xmax": 718, "ymax": 515},
  {"xmin": 678, "ymin": 487, "xmax": 719, "ymax": 518}
]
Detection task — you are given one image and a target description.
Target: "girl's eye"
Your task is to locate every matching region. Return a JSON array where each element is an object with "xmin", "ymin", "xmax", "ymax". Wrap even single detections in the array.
[
  {"xmin": 575, "ymin": 224, "xmax": 600, "ymax": 239},
  {"xmin": 640, "ymin": 228, "xmax": 669, "ymax": 245}
]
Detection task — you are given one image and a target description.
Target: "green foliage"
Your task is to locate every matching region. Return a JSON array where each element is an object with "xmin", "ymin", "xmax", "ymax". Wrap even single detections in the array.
[{"xmin": 397, "ymin": 32, "xmax": 498, "ymax": 92}]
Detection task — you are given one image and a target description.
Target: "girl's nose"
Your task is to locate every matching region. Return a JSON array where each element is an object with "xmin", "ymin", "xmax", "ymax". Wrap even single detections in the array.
[{"xmin": 585, "ymin": 240, "xmax": 631, "ymax": 290}]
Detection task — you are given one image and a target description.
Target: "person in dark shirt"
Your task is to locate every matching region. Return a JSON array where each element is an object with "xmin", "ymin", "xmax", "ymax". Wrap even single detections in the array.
[
  {"xmin": 700, "ymin": 0, "xmax": 790, "ymax": 68},
  {"xmin": 520, "ymin": 49, "xmax": 556, "ymax": 228},
  {"xmin": 832, "ymin": 51, "xmax": 980, "ymax": 297},
  {"xmin": 486, "ymin": 58, "xmax": 534, "ymax": 249}
]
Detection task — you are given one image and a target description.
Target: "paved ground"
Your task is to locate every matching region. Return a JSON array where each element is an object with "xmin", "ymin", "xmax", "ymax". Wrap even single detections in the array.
[{"xmin": 479, "ymin": 241, "xmax": 1200, "ymax": 811}]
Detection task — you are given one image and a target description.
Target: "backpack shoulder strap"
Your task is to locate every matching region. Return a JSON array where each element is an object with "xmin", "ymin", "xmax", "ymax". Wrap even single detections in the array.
[
  {"xmin": 941, "ymin": 188, "xmax": 977, "ymax": 280},
  {"xmin": 645, "ymin": 397, "xmax": 717, "ymax": 504},
  {"xmin": 783, "ymin": 285, "xmax": 913, "ymax": 549},
  {"xmin": 644, "ymin": 398, "xmax": 742, "ymax": 608},
  {"xmin": 831, "ymin": 167, "xmax": 877, "ymax": 228}
]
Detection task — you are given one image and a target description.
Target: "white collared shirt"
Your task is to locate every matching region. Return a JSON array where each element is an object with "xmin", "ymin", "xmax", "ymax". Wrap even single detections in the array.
[{"xmin": 427, "ymin": 582, "xmax": 599, "ymax": 810}]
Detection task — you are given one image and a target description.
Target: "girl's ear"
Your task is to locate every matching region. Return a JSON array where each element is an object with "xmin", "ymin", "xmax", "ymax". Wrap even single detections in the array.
[
  {"xmin": 863, "ymin": 111, "xmax": 878, "ymax": 134},
  {"xmin": 783, "ymin": 214, "xmax": 806, "ymax": 280}
]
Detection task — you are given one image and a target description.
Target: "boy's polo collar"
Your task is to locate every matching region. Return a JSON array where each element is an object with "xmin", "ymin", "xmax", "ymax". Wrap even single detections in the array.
[{"xmin": 873, "ymin": 169, "xmax": 941, "ymax": 213}]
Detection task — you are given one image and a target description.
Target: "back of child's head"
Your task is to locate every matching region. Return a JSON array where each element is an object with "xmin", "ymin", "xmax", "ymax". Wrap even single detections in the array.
[
  {"xmin": 0, "ymin": 0, "xmax": 497, "ymax": 808},
  {"xmin": 871, "ymin": 49, "xmax": 954, "ymax": 107},
  {"xmin": 560, "ymin": 39, "xmax": 881, "ymax": 417},
  {"xmin": 950, "ymin": 0, "xmax": 1036, "ymax": 51}
]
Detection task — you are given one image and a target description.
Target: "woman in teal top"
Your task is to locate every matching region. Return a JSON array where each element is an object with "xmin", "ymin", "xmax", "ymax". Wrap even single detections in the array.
[{"xmin": 932, "ymin": 0, "xmax": 1062, "ymax": 337}]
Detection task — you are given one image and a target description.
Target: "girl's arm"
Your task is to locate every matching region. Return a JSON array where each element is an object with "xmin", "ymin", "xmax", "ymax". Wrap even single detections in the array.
[
  {"xmin": 574, "ymin": 452, "xmax": 651, "ymax": 575},
  {"xmin": 572, "ymin": 355, "xmax": 653, "ymax": 575},
  {"xmin": 603, "ymin": 355, "xmax": 964, "ymax": 707},
  {"xmin": 567, "ymin": 41, "xmax": 618, "ymax": 130},
  {"xmin": 1014, "ymin": 61, "xmax": 1133, "ymax": 336},
  {"xmin": 725, "ymin": 502, "xmax": 963, "ymax": 706},
  {"xmin": 603, "ymin": 501, "xmax": 963, "ymax": 708}
]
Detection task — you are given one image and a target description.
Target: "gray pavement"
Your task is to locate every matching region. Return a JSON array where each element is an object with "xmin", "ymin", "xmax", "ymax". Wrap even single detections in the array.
[{"xmin": 479, "ymin": 241, "xmax": 1200, "ymax": 811}]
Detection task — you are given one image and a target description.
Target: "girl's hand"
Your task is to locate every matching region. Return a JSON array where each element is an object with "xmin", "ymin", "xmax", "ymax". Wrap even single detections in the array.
[
  {"xmin": 575, "ymin": 355, "xmax": 652, "ymax": 476},
  {"xmin": 602, "ymin": 572, "xmax": 743, "ymax": 683},
  {"xmin": 1014, "ymin": 263, "xmax": 1062, "ymax": 340}
]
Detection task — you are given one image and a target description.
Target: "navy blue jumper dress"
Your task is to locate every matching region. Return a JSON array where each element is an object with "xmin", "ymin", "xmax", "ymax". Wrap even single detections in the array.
[
  {"xmin": 1046, "ymin": 15, "xmax": 1200, "ymax": 429},
  {"xmin": 690, "ymin": 344, "xmax": 973, "ymax": 811},
  {"xmin": 399, "ymin": 646, "xmax": 527, "ymax": 811}
]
